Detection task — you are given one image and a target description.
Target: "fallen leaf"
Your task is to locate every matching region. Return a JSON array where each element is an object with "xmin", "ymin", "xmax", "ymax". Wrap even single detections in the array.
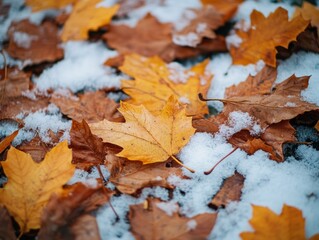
[
  {"xmin": 25, "ymin": 0, "xmax": 76, "ymax": 12},
  {"xmin": 173, "ymin": 6, "xmax": 224, "ymax": 47},
  {"xmin": 315, "ymin": 121, "xmax": 319, "ymax": 131},
  {"xmin": 201, "ymin": 0, "xmax": 243, "ymax": 21},
  {"xmin": 38, "ymin": 182, "xmax": 110, "ymax": 240},
  {"xmin": 6, "ymin": 20, "xmax": 64, "ymax": 65},
  {"xmin": 0, "ymin": 67, "xmax": 30, "ymax": 98},
  {"xmin": 230, "ymin": 7, "xmax": 309, "ymax": 67},
  {"xmin": 294, "ymin": 2, "xmax": 319, "ymax": 35},
  {"xmin": 89, "ymin": 96, "xmax": 195, "ymax": 166},
  {"xmin": 51, "ymin": 91, "xmax": 121, "ymax": 123},
  {"xmin": 0, "ymin": 130, "xmax": 18, "ymax": 154},
  {"xmin": 130, "ymin": 198, "xmax": 217, "ymax": 240},
  {"xmin": 240, "ymin": 204, "xmax": 309, "ymax": 240},
  {"xmin": 211, "ymin": 172, "xmax": 244, "ymax": 208},
  {"xmin": 116, "ymin": 0, "xmax": 145, "ymax": 17},
  {"xmin": 0, "ymin": 205, "xmax": 16, "ymax": 240},
  {"xmin": 0, "ymin": 141, "xmax": 75, "ymax": 233},
  {"xmin": 120, "ymin": 54, "xmax": 212, "ymax": 118},
  {"xmin": 103, "ymin": 14, "xmax": 226, "ymax": 62},
  {"xmin": 61, "ymin": 0, "xmax": 119, "ymax": 41},
  {"xmin": 225, "ymin": 65, "xmax": 277, "ymax": 98},
  {"xmin": 70, "ymin": 120, "xmax": 107, "ymax": 167}
]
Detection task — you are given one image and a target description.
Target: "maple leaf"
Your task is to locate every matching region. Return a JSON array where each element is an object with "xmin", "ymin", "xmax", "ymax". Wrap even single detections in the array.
[
  {"xmin": 240, "ymin": 204, "xmax": 319, "ymax": 240},
  {"xmin": 294, "ymin": 2, "xmax": 319, "ymax": 35},
  {"xmin": 0, "ymin": 130, "xmax": 18, "ymax": 154},
  {"xmin": 130, "ymin": 198, "xmax": 217, "ymax": 240},
  {"xmin": 0, "ymin": 206, "xmax": 16, "ymax": 240},
  {"xmin": 120, "ymin": 54, "xmax": 212, "ymax": 118},
  {"xmin": 201, "ymin": 0, "xmax": 243, "ymax": 21},
  {"xmin": 230, "ymin": 7, "xmax": 309, "ymax": 67},
  {"xmin": 61, "ymin": 0, "xmax": 119, "ymax": 42},
  {"xmin": 25, "ymin": 0, "xmax": 76, "ymax": 12},
  {"xmin": 6, "ymin": 20, "xmax": 64, "ymax": 65},
  {"xmin": 0, "ymin": 141, "xmax": 75, "ymax": 233},
  {"xmin": 51, "ymin": 91, "xmax": 121, "ymax": 123},
  {"xmin": 38, "ymin": 182, "xmax": 111, "ymax": 240},
  {"xmin": 89, "ymin": 96, "xmax": 195, "ymax": 171}
]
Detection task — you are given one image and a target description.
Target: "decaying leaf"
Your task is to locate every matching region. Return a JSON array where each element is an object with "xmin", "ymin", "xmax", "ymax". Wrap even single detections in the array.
[
  {"xmin": 61, "ymin": 0, "xmax": 119, "ymax": 41},
  {"xmin": 294, "ymin": 2, "xmax": 319, "ymax": 35},
  {"xmin": 0, "ymin": 67, "xmax": 30, "ymax": 98},
  {"xmin": 201, "ymin": 0, "xmax": 243, "ymax": 21},
  {"xmin": 103, "ymin": 14, "xmax": 226, "ymax": 62},
  {"xmin": 211, "ymin": 172, "xmax": 244, "ymax": 208},
  {"xmin": 51, "ymin": 91, "xmax": 121, "ymax": 123},
  {"xmin": 38, "ymin": 182, "xmax": 111, "ymax": 240},
  {"xmin": 0, "ymin": 130, "xmax": 18, "ymax": 154},
  {"xmin": 0, "ymin": 205, "xmax": 16, "ymax": 240},
  {"xmin": 230, "ymin": 7, "xmax": 309, "ymax": 67},
  {"xmin": 173, "ymin": 6, "xmax": 224, "ymax": 47},
  {"xmin": 130, "ymin": 198, "xmax": 217, "ymax": 240},
  {"xmin": 6, "ymin": 20, "xmax": 64, "ymax": 65},
  {"xmin": 120, "ymin": 54, "xmax": 212, "ymax": 118},
  {"xmin": 241, "ymin": 204, "xmax": 310, "ymax": 240},
  {"xmin": 0, "ymin": 141, "xmax": 75, "ymax": 233},
  {"xmin": 25, "ymin": 0, "xmax": 76, "ymax": 12},
  {"xmin": 89, "ymin": 96, "xmax": 195, "ymax": 166},
  {"xmin": 70, "ymin": 120, "xmax": 106, "ymax": 167}
]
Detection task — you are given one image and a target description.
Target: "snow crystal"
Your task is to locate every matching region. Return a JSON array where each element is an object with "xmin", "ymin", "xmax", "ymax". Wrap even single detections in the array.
[
  {"xmin": 284, "ymin": 102, "xmax": 297, "ymax": 107},
  {"xmin": 34, "ymin": 41, "xmax": 122, "ymax": 93},
  {"xmin": 168, "ymin": 62, "xmax": 194, "ymax": 83},
  {"xmin": 226, "ymin": 34, "xmax": 242, "ymax": 49},
  {"xmin": 187, "ymin": 219, "xmax": 197, "ymax": 230},
  {"xmin": 196, "ymin": 23, "xmax": 206, "ymax": 33},
  {"xmin": 13, "ymin": 31, "xmax": 37, "ymax": 48},
  {"xmin": 156, "ymin": 201, "xmax": 178, "ymax": 216},
  {"xmin": 68, "ymin": 165, "xmax": 110, "ymax": 186},
  {"xmin": 173, "ymin": 32, "xmax": 198, "ymax": 47}
]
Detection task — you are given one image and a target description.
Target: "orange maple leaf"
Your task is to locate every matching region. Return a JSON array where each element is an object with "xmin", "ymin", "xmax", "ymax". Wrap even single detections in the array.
[
  {"xmin": 61, "ymin": 0, "xmax": 119, "ymax": 42},
  {"xmin": 294, "ymin": 2, "xmax": 319, "ymax": 35},
  {"xmin": 0, "ymin": 141, "xmax": 75, "ymax": 233},
  {"xmin": 25, "ymin": 0, "xmax": 76, "ymax": 12},
  {"xmin": 230, "ymin": 7, "xmax": 309, "ymax": 67},
  {"xmin": 201, "ymin": 0, "xmax": 243, "ymax": 21}
]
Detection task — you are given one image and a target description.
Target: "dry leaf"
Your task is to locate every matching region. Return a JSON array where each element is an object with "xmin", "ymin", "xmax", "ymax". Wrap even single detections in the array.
[
  {"xmin": 120, "ymin": 54, "xmax": 212, "ymax": 118},
  {"xmin": 6, "ymin": 20, "xmax": 64, "ymax": 65},
  {"xmin": 211, "ymin": 172, "xmax": 244, "ymax": 208},
  {"xmin": 0, "ymin": 205, "xmax": 16, "ymax": 240},
  {"xmin": 51, "ymin": 91, "xmax": 121, "ymax": 123},
  {"xmin": 89, "ymin": 96, "xmax": 195, "ymax": 165},
  {"xmin": 201, "ymin": 0, "xmax": 243, "ymax": 21},
  {"xmin": 230, "ymin": 7, "xmax": 309, "ymax": 67},
  {"xmin": 116, "ymin": 0, "xmax": 145, "ymax": 17},
  {"xmin": 103, "ymin": 14, "xmax": 226, "ymax": 62},
  {"xmin": 173, "ymin": 6, "xmax": 224, "ymax": 47},
  {"xmin": 0, "ymin": 141, "xmax": 75, "ymax": 233},
  {"xmin": 0, "ymin": 67, "xmax": 30, "ymax": 98},
  {"xmin": 70, "ymin": 120, "xmax": 107, "ymax": 167},
  {"xmin": 315, "ymin": 121, "xmax": 319, "ymax": 131},
  {"xmin": 61, "ymin": 0, "xmax": 119, "ymax": 41},
  {"xmin": 38, "ymin": 182, "xmax": 110, "ymax": 240},
  {"xmin": 241, "ymin": 204, "xmax": 309, "ymax": 240},
  {"xmin": 225, "ymin": 65, "xmax": 277, "ymax": 98},
  {"xmin": 0, "ymin": 130, "xmax": 18, "ymax": 154},
  {"xmin": 25, "ymin": 0, "xmax": 76, "ymax": 12},
  {"xmin": 294, "ymin": 2, "xmax": 319, "ymax": 35},
  {"xmin": 130, "ymin": 198, "xmax": 217, "ymax": 240}
]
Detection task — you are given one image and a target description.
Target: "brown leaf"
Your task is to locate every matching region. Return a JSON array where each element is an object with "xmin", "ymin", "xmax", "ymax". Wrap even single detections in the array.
[
  {"xmin": 225, "ymin": 65, "xmax": 277, "ymax": 98},
  {"xmin": 51, "ymin": 91, "xmax": 121, "ymax": 123},
  {"xmin": 211, "ymin": 172, "xmax": 244, "ymax": 208},
  {"xmin": 315, "ymin": 121, "xmax": 319, "ymax": 131},
  {"xmin": 192, "ymin": 113, "xmax": 227, "ymax": 134},
  {"xmin": 6, "ymin": 20, "xmax": 63, "ymax": 65},
  {"xmin": 130, "ymin": 198, "xmax": 217, "ymax": 240},
  {"xmin": 38, "ymin": 182, "xmax": 110, "ymax": 240},
  {"xmin": 173, "ymin": 6, "xmax": 224, "ymax": 47},
  {"xmin": 201, "ymin": 0, "xmax": 243, "ymax": 21},
  {"xmin": 116, "ymin": 0, "xmax": 145, "ymax": 17},
  {"xmin": 70, "ymin": 215, "xmax": 101, "ymax": 240},
  {"xmin": 103, "ymin": 14, "xmax": 226, "ymax": 62},
  {"xmin": 0, "ymin": 205, "xmax": 16, "ymax": 240},
  {"xmin": 0, "ymin": 67, "xmax": 30, "ymax": 98},
  {"xmin": 0, "ymin": 130, "xmax": 18, "ymax": 154},
  {"xmin": 70, "ymin": 120, "xmax": 107, "ymax": 167}
]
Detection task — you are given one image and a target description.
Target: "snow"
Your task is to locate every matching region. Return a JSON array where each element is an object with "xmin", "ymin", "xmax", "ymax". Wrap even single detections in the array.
[
  {"xmin": 13, "ymin": 31, "xmax": 38, "ymax": 48},
  {"xmin": 156, "ymin": 201, "xmax": 178, "ymax": 216},
  {"xmin": 187, "ymin": 219, "xmax": 197, "ymax": 230}
]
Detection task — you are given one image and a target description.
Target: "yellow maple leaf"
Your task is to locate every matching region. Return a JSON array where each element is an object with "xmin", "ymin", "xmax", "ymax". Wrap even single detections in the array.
[
  {"xmin": 61, "ymin": 0, "xmax": 119, "ymax": 42},
  {"xmin": 25, "ymin": 0, "xmax": 77, "ymax": 12},
  {"xmin": 89, "ymin": 96, "xmax": 195, "ymax": 171},
  {"xmin": 0, "ymin": 141, "xmax": 75, "ymax": 233},
  {"xmin": 241, "ymin": 204, "xmax": 319, "ymax": 240},
  {"xmin": 230, "ymin": 7, "xmax": 309, "ymax": 67},
  {"xmin": 120, "ymin": 54, "xmax": 212, "ymax": 118},
  {"xmin": 294, "ymin": 2, "xmax": 319, "ymax": 35}
]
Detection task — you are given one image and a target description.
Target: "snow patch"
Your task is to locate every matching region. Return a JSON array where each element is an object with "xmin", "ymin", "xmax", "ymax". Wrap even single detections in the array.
[
  {"xmin": 156, "ymin": 201, "xmax": 178, "ymax": 216},
  {"xmin": 13, "ymin": 31, "xmax": 38, "ymax": 48}
]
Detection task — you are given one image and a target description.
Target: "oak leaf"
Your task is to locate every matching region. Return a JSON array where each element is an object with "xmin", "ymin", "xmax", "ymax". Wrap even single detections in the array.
[
  {"xmin": 0, "ymin": 141, "xmax": 75, "ymax": 233},
  {"xmin": 230, "ymin": 7, "xmax": 309, "ymax": 67},
  {"xmin": 130, "ymin": 198, "xmax": 217, "ymax": 240},
  {"xmin": 61, "ymin": 0, "xmax": 119, "ymax": 41},
  {"xmin": 240, "ymin": 204, "xmax": 317, "ymax": 240},
  {"xmin": 89, "ymin": 96, "xmax": 195, "ymax": 166},
  {"xmin": 120, "ymin": 54, "xmax": 212, "ymax": 118},
  {"xmin": 0, "ymin": 206, "xmax": 16, "ymax": 240},
  {"xmin": 201, "ymin": 0, "xmax": 243, "ymax": 21},
  {"xmin": 6, "ymin": 20, "xmax": 64, "ymax": 65},
  {"xmin": 294, "ymin": 2, "xmax": 319, "ymax": 35},
  {"xmin": 25, "ymin": 0, "xmax": 76, "ymax": 12}
]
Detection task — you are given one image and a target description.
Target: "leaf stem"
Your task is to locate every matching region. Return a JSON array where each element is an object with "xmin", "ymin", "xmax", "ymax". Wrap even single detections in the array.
[
  {"xmin": 204, "ymin": 147, "xmax": 238, "ymax": 175},
  {"xmin": 171, "ymin": 155, "xmax": 195, "ymax": 173}
]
